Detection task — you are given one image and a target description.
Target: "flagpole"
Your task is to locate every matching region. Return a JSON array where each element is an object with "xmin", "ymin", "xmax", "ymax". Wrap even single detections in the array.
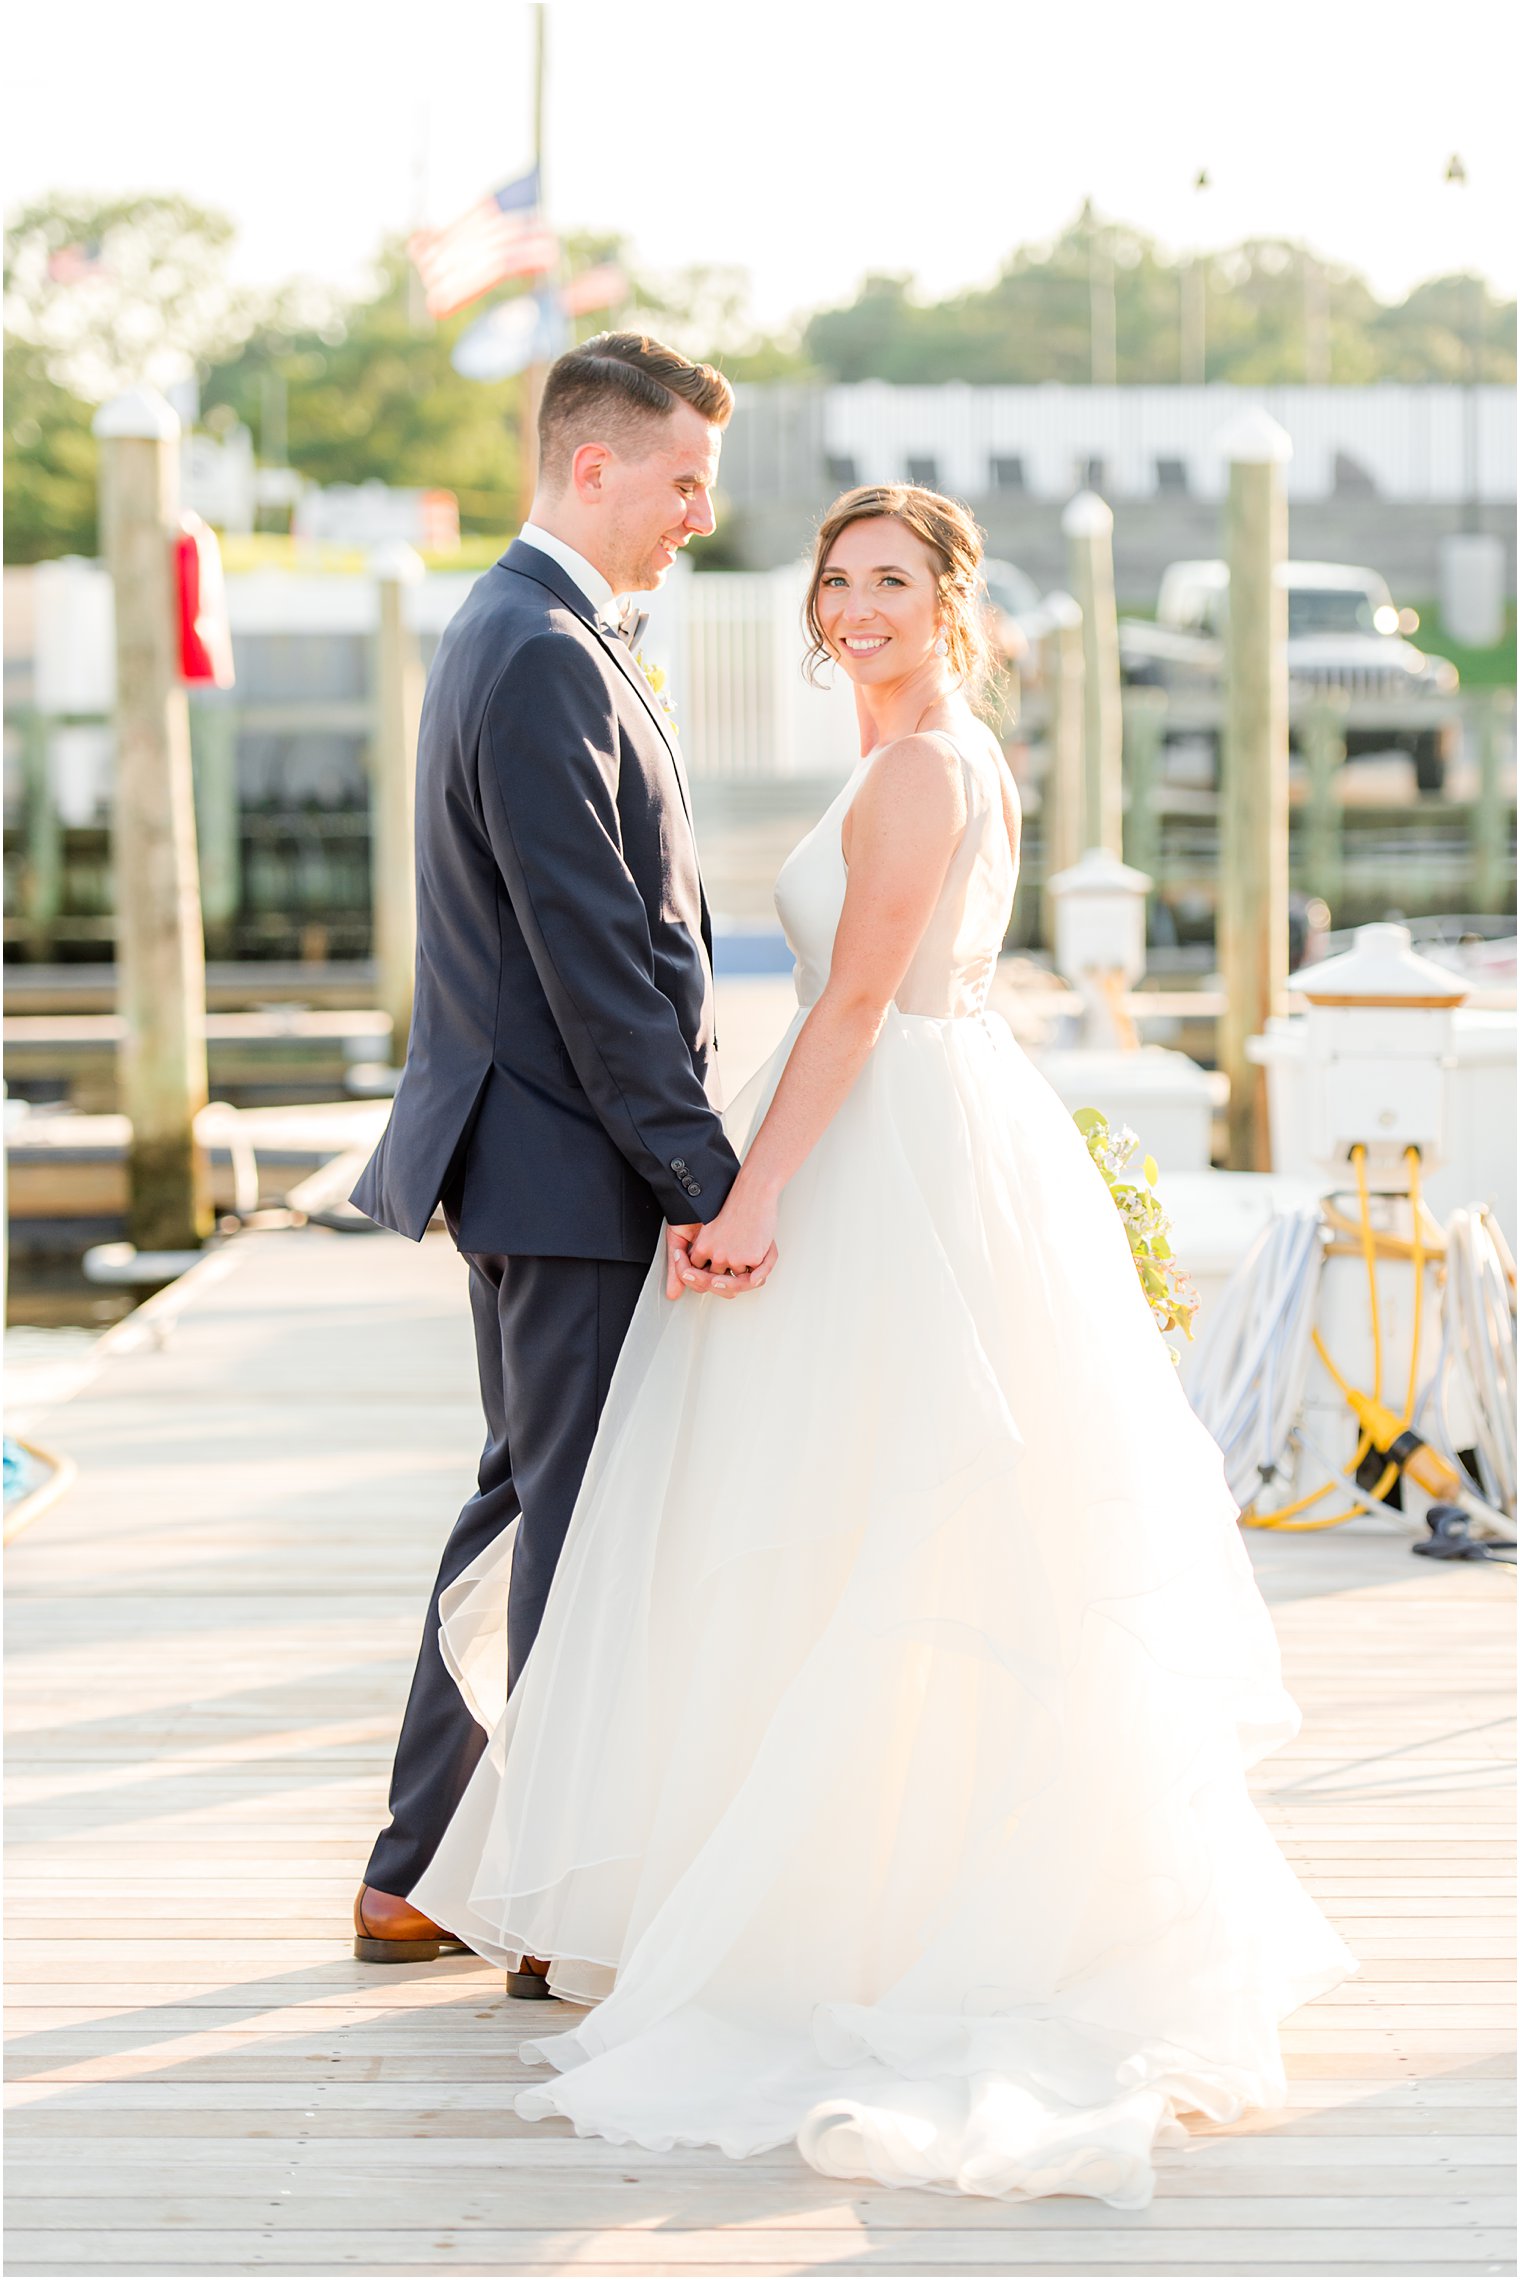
[
  {"xmin": 408, "ymin": 93, "xmax": 429, "ymax": 332},
  {"xmin": 520, "ymin": 0, "xmax": 549, "ymax": 510}
]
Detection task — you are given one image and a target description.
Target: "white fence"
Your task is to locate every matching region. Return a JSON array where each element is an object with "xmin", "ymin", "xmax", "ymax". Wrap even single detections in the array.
[{"xmin": 642, "ymin": 561, "xmax": 858, "ymax": 781}]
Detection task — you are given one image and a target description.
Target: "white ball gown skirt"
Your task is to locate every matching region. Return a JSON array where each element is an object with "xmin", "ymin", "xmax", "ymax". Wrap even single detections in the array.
[{"xmin": 412, "ymin": 1003, "xmax": 1357, "ymax": 2207}]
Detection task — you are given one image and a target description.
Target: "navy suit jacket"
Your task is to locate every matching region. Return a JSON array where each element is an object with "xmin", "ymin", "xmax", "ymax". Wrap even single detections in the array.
[{"xmin": 351, "ymin": 539, "xmax": 741, "ymax": 1261}]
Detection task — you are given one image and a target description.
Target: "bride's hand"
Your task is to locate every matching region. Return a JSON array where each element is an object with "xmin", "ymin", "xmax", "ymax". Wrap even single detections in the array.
[{"xmin": 688, "ymin": 1182, "xmax": 780, "ymax": 1294}]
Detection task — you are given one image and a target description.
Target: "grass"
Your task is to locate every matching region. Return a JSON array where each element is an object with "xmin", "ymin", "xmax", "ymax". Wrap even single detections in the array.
[
  {"xmin": 218, "ymin": 533, "xmax": 503, "ymax": 575},
  {"xmin": 1405, "ymin": 599, "xmax": 1517, "ymax": 689}
]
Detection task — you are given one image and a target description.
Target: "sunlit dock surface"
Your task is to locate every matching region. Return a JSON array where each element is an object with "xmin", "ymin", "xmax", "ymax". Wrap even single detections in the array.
[{"xmin": 5, "ymin": 1223, "xmax": 1513, "ymax": 2278}]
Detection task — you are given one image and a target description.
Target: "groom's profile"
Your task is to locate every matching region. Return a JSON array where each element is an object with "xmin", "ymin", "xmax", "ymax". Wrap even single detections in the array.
[{"xmin": 349, "ymin": 333, "xmax": 755, "ymax": 1979}]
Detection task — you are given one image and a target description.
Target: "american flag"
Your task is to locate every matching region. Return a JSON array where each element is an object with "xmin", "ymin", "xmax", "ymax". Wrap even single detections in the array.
[
  {"xmin": 47, "ymin": 239, "xmax": 107, "ymax": 286},
  {"xmin": 562, "ymin": 263, "xmax": 627, "ymax": 317},
  {"xmin": 408, "ymin": 169, "xmax": 557, "ymax": 321}
]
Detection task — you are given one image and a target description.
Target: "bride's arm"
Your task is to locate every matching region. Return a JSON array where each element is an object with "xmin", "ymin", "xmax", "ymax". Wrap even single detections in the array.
[{"xmin": 687, "ymin": 735, "xmax": 966, "ymax": 1283}]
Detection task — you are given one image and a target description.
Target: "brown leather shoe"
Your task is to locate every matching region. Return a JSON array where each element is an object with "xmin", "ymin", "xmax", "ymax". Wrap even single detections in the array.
[
  {"xmin": 353, "ymin": 1884, "xmax": 471, "ymax": 1964},
  {"xmin": 507, "ymin": 1955, "xmax": 555, "ymax": 2000}
]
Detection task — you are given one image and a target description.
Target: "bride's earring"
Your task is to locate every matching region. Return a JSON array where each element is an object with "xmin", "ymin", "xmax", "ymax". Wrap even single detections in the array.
[{"xmin": 934, "ymin": 632, "xmax": 949, "ymax": 658}]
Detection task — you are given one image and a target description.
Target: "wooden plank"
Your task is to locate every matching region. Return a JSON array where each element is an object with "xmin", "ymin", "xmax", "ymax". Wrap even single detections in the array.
[
  {"xmin": 5, "ymin": 2264, "xmax": 1513, "ymax": 2280},
  {"xmin": 5, "ymin": 2226, "xmax": 1514, "ymax": 2267},
  {"xmin": 5, "ymin": 2261, "xmax": 1513, "ymax": 2280},
  {"xmin": 9, "ymin": 2074, "xmax": 1512, "ymax": 2115},
  {"xmin": 13, "ymin": 2052, "xmax": 1514, "ymax": 2091},
  {"xmin": 7, "ymin": 2190, "xmax": 1517, "ymax": 2230},
  {"xmin": 11, "ymin": 2144, "xmax": 1517, "ymax": 2202},
  {"xmin": 8, "ymin": 2267, "xmax": 1511, "ymax": 2280}
]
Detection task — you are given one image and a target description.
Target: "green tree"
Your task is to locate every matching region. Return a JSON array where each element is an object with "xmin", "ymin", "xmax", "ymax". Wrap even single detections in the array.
[
  {"xmin": 3, "ymin": 335, "xmax": 99, "ymax": 561},
  {"xmin": 1369, "ymin": 272, "xmax": 1516, "ymax": 381},
  {"xmin": 202, "ymin": 244, "xmax": 527, "ymax": 534},
  {"xmin": 4, "ymin": 191, "xmax": 254, "ymax": 399},
  {"xmin": 4, "ymin": 191, "xmax": 261, "ymax": 561},
  {"xmin": 795, "ymin": 208, "xmax": 1517, "ymax": 386}
]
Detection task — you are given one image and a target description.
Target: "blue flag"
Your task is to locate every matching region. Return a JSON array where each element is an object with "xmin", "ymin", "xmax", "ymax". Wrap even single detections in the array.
[{"xmin": 452, "ymin": 286, "xmax": 569, "ymax": 381}]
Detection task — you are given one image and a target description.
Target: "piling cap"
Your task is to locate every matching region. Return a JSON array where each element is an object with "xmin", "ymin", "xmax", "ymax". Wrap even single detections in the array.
[
  {"xmin": 1039, "ymin": 588, "xmax": 1082, "ymax": 632},
  {"xmin": 1061, "ymin": 490, "xmax": 1113, "ymax": 537},
  {"xmin": 1292, "ymin": 921, "xmax": 1469, "ymax": 1008},
  {"xmin": 369, "ymin": 541, "xmax": 426, "ymax": 583},
  {"xmin": 1046, "ymin": 846, "xmax": 1153, "ymax": 900},
  {"xmin": 92, "ymin": 387, "xmax": 180, "ymax": 441},
  {"xmin": 1214, "ymin": 407, "xmax": 1293, "ymax": 465}
]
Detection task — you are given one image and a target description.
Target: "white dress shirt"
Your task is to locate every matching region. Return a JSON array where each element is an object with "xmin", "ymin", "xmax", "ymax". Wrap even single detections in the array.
[{"xmin": 517, "ymin": 520, "xmax": 619, "ymax": 626}]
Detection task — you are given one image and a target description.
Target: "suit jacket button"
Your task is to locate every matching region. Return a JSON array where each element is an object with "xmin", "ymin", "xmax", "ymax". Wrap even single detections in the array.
[
  {"xmin": 671, "ymin": 1158, "xmax": 687, "ymax": 1173},
  {"xmin": 688, "ymin": 1182, "xmax": 701, "ymax": 1198}
]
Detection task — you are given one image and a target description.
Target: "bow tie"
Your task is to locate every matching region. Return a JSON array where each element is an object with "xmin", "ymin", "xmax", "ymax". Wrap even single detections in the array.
[{"xmin": 605, "ymin": 603, "xmax": 648, "ymax": 653}]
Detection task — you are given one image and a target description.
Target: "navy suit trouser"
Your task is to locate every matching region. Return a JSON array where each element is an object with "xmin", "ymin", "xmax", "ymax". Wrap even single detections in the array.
[{"xmin": 364, "ymin": 1232, "xmax": 650, "ymax": 1900}]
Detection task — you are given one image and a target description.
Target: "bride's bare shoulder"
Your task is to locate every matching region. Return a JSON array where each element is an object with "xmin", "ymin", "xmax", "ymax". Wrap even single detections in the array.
[{"xmin": 859, "ymin": 730, "xmax": 968, "ymax": 813}]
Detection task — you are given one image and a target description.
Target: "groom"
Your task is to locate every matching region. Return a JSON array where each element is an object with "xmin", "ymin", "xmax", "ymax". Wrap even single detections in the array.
[{"xmin": 349, "ymin": 333, "xmax": 770, "ymax": 1975}]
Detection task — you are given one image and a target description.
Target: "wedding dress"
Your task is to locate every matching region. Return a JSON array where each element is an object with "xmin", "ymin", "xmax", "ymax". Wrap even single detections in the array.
[{"xmin": 411, "ymin": 730, "xmax": 1356, "ymax": 2207}]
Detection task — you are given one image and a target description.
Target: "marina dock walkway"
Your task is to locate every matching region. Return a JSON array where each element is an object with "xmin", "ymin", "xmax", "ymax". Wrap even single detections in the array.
[{"xmin": 5, "ymin": 1220, "xmax": 1514, "ymax": 2278}]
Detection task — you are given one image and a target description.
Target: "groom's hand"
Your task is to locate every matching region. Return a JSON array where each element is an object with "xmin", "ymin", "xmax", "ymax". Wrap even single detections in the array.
[{"xmin": 665, "ymin": 1222, "xmax": 720, "ymax": 1299}]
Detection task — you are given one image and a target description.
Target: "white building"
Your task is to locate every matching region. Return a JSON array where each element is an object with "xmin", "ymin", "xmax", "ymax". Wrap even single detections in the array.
[{"xmin": 725, "ymin": 383, "xmax": 1516, "ymax": 507}]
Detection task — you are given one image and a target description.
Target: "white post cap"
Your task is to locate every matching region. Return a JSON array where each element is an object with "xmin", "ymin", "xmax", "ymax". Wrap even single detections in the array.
[
  {"xmin": 1290, "ymin": 920, "xmax": 1468, "ymax": 1005},
  {"xmin": 369, "ymin": 541, "xmax": 426, "ymax": 584},
  {"xmin": 1040, "ymin": 589, "xmax": 1082, "ymax": 632},
  {"xmin": 1214, "ymin": 408, "xmax": 1293, "ymax": 465},
  {"xmin": 92, "ymin": 387, "xmax": 180, "ymax": 441},
  {"xmin": 1061, "ymin": 490, "xmax": 1113, "ymax": 538}
]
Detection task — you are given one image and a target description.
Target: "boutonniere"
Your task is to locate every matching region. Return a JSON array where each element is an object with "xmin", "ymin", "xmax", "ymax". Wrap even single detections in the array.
[{"xmin": 633, "ymin": 648, "xmax": 679, "ymax": 738}]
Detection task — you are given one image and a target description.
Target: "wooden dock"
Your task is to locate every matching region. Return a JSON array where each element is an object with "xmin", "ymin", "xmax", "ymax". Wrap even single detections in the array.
[{"xmin": 5, "ymin": 1223, "xmax": 1514, "ymax": 2278}]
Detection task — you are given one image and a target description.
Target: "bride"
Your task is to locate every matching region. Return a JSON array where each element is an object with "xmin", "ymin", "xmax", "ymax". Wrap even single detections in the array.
[{"xmin": 412, "ymin": 483, "xmax": 1356, "ymax": 2207}]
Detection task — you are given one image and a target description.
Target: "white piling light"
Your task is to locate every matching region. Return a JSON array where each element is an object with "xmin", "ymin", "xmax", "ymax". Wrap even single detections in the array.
[
  {"xmin": 91, "ymin": 387, "xmax": 181, "ymax": 442},
  {"xmin": 1046, "ymin": 846, "xmax": 1154, "ymax": 994},
  {"xmin": 1289, "ymin": 921, "xmax": 1470, "ymax": 1184}
]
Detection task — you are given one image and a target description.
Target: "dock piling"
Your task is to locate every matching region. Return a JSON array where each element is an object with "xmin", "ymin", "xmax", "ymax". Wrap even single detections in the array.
[
  {"xmin": 371, "ymin": 545, "xmax": 425, "ymax": 1065},
  {"xmin": 19, "ymin": 710, "xmax": 63, "ymax": 962},
  {"xmin": 1038, "ymin": 591, "xmax": 1085, "ymax": 948},
  {"xmin": 93, "ymin": 387, "xmax": 212, "ymax": 1251},
  {"xmin": 189, "ymin": 691, "xmax": 241, "ymax": 953},
  {"xmin": 1301, "ymin": 691, "xmax": 1348, "ymax": 913},
  {"xmin": 1471, "ymin": 689, "xmax": 1511, "ymax": 913},
  {"xmin": 1218, "ymin": 409, "xmax": 1293, "ymax": 1171},
  {"xmin": 1061, "ymin": 492, "xmax": 1123, "ymax": 861},
  {"xmin": 1121, "ymin": 686, "xmax": 1167, "ymax": 885}
]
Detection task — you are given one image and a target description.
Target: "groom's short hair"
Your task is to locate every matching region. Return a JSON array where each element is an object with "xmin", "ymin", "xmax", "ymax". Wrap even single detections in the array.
[{"xmin": 537, "ymin": 333, "xmax": 733, "ymax": 490}]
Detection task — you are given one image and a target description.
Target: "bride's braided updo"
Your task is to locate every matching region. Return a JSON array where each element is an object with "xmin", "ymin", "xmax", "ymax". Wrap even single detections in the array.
[{"xmin": 803, "ymin": 484, "xmax": 996, "ymax": 700}]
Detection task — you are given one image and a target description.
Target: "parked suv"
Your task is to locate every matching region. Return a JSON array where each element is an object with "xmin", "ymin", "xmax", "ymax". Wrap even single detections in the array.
[{"xmin": 1119, "ymin": 560, "xmax": 1459, "ymax": 791}]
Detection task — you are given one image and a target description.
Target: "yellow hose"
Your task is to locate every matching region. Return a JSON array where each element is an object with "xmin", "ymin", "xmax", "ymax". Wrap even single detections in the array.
[{"xmin": 1245, "ymin": 1144, "xmax": 1427, "ymax": 1533}]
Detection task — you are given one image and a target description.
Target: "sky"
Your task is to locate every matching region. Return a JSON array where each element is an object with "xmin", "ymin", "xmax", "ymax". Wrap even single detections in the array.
[{"xmin": 6, "ymin": 0, "xmax": 1517, "ymax": 330}]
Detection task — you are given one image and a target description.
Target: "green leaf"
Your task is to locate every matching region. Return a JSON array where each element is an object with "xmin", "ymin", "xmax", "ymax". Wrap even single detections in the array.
[
  {"xmin": 1143, "ymin": 1154, "xmax": 1159, "ymax": 1186},
  {"xmin": 1073, "ymin": 1108, "xmax": 1103, "ymax": 1133}
]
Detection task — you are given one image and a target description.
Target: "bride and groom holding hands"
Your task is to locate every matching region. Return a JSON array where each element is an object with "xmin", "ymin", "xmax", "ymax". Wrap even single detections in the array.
[{"xmin": 347, "ymin": 331, "xmax": 1353, "ymax": 2205}]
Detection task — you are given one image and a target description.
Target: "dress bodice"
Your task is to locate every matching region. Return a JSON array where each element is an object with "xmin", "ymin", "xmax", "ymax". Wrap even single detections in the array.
[{"xmin": 773, "ymin": 731, "xmax": 1019, "ymax": 1019}]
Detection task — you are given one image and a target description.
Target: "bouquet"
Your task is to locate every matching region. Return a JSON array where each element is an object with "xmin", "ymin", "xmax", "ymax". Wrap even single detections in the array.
[{"xmin": 1074, "ymin": 1108, "xmax": 1199, "ymax": 1360}]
